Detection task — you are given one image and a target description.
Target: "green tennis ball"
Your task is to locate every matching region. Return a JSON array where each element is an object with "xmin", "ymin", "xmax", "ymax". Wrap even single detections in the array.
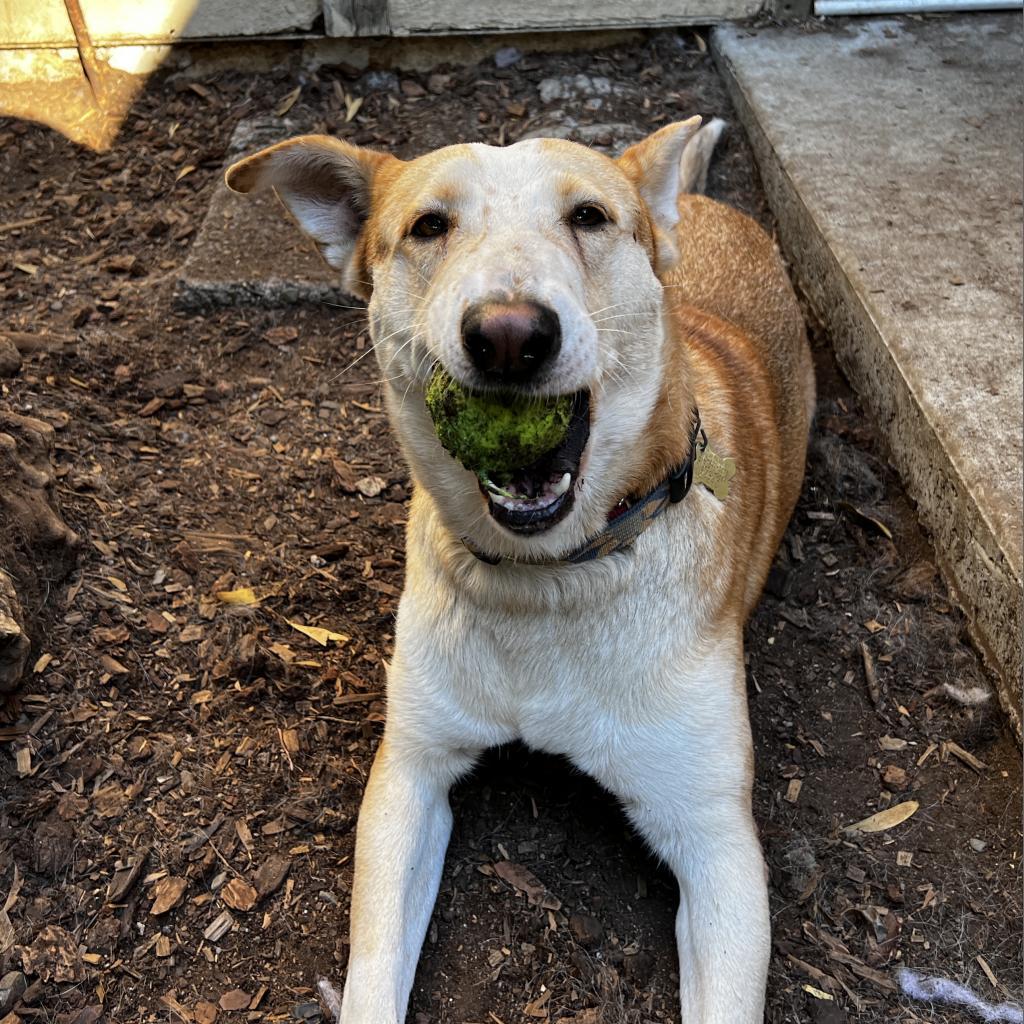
[{"xmin": 425, "ymin": 369, "xmax": 573, "ymax": 482}]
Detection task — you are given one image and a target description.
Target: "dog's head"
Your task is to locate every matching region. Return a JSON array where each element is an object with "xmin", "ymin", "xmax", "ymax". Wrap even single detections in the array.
[{"xmin": 227, "ymin": 119, "xmax": 700, "ymax": 560}]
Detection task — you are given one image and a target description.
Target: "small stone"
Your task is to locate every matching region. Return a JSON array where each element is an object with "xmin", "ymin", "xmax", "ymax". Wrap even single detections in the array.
[
  {"xmin": 361, "ymin": 70, "xmax": 397, "ymax": 92},
  {"xmin": 970, "ymin": 837, "xmax": 988, "ymax": 852},
  {"xmin": 809, "ymin": 999, "xmax": 848, "ymax": 1024},
  {"xmin": 0, "ymin": 971, "xmax": 27, "ymax": 1016},
  {"xmin": 494, "ymin": 46, "xmax": 521, "ymax": 68},
  {"xmin": 569, "ymin": 913, "xmax": 604, "ymax": 949},
  {"xmin": 882, "ymin": 764, "xmax": 908, "ymax": 788},
  {"xmin": 0, "ymin": 337, "xmax": 22, "ymax": 377},
  {"xmin": 293, "ymin": 1002, "xmax": 322, "ymax": 1020}
]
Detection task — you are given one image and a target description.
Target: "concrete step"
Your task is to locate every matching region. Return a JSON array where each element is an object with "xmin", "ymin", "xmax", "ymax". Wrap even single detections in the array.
[
  {"xmin": 712, "ymin": 14, "xmax": 1023, "ymax": 735},
  {"xmin": 175, "ymin": 117, "xmax": 351, "ymax": 312}
]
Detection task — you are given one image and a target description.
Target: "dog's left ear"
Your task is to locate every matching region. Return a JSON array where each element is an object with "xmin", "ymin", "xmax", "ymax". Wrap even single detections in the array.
[
  {"xmin": 225, "ymin": 136, "xmax": 400, "ymax": 300},
  {"xmin": 617, "ymin": 117, "xmax": 702, "ymax": 275}
]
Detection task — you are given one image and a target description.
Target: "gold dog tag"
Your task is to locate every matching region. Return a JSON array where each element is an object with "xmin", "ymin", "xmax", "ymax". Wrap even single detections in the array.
[{"xmin": 693, "ymin": 444, "xmax": 735, "ymax": 501}]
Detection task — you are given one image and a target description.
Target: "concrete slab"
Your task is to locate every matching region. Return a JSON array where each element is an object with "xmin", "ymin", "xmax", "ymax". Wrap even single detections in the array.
[
  {"xmin": 176, "ymin": 112, "xmax": 644, "ymax": 312},
  {"xmin": 175, "ymin": 117, "xmax": 351, "ymax": 312},
  {"xmin": 713, "ymin": 15, "xmax": 1023, "ymax": 735}
]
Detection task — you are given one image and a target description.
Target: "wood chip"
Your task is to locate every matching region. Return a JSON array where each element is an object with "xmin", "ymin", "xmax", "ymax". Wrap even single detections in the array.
[
  {"xmin": 943, "ymin": 739, "xmax": 988, "ymax": 773},
  {"xmin": 976, "ymin": 954, "xmax": 1002, "ymax": 992},
  {"xmin": 194, "ymin": 1001, "xmax": 219, "ymax": 1024},
  {"xmin": 785, "ymin": 778, "xmax": 803, "ymax": 803},
  {"xmin": 203, "ymin": 910, "xmax": 235, "ymax": 942},
  {"xmin": 860, "ymin": 642, "xmax": 880, "ymax": 705},
  {"xmin": 253, "ymin": 854, "xmax": 291, "ymax": 899},
  {"xmin": 107, "ymin": 847, "xmax": 149, "ymax": 902},
  {"xmin": 493, "ymin": 861, "xmax": 560, "ymax": 909},
  {"xmin": 159, "ymin": 993, "xmax": 194, "ymax": 1022},
  {"xmin": 150, "ymin": 876, "xmax": 188, "ymax": 915},
  {"xmin": 218, "ymin": 989, "xmax": 250, "ymax": 1011},
  {"xmin": 220, "ymin": 878, "xmax": 257, "ymax": 912}
]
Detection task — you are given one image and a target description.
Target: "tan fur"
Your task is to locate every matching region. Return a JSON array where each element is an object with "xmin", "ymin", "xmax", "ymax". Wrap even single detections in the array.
[{"xmin": 622, "ymin": 193, "xmax": 814, "ymax": 619}]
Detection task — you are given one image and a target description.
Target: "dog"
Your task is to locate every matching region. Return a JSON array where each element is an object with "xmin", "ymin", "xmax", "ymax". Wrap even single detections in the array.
[{"xmin": 226, "ymin": 114, "xmax": 815, "ymax": 1023}]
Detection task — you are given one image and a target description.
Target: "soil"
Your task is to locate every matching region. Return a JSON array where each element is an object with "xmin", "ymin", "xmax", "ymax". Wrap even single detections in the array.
[{"xmin": 1, "ymin": 27, "xmax": 1020, "ymax": 1024}]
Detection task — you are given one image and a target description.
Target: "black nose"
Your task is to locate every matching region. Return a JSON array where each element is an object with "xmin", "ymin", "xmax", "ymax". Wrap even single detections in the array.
[{"xmin": 461, "ymin": 299, "xmax": 561, "ymax": 383}]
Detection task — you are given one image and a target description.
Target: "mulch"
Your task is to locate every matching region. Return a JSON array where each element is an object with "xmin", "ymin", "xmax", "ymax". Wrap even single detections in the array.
[{"xmin": 0, "ymin": 27, "xmax": 1020, "ymax": 1024}]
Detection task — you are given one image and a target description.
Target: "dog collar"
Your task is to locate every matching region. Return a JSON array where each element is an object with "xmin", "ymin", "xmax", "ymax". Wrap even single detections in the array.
[{"xmin": 465, "ymin": 408, "xmax": 734, "ymax": 567}]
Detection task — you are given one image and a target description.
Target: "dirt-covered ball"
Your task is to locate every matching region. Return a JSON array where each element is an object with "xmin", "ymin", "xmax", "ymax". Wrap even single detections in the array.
[{"xmin": 425, "ymin": 369, "xmax": 573, "ymax": 482}]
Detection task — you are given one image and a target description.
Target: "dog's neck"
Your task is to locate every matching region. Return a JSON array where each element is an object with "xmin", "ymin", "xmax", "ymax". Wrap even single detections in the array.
[{"xmin": 616, "ymin": 306, "xmax": 696, "ymax": 505}]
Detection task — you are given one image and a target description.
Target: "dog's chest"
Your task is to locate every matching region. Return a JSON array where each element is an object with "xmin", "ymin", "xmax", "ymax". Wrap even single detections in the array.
[{"xmin": 408, "ymin": 562, "xmax": 715, "ymax": 763}]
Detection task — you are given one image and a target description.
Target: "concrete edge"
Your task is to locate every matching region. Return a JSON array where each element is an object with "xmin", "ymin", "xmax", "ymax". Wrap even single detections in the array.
[
  {"xmin": 172, "ymin": 276, "xmax": 353, "ymax": 313},
  {"xmin": 711, "ymin": 32, "xmax": 1022, "ymax": 740}
]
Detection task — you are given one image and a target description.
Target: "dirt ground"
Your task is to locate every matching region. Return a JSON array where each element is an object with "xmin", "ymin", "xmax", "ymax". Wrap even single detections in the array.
[{"xmin": 1, "ymin": 28, "xmax": 1020, "ymax": 1024}]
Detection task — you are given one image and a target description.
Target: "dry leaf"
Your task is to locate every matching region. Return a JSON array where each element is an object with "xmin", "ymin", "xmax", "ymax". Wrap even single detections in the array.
[
  {"xmin": 837, "ymin": 501, "xmax": 894, "ymax": 540},
  {"xmin": 215, "ymin": 587, "xmax": 259, "ymax": 607},
  {"xmin": 275, "ymin": 86, "xmax": 301, "ymax": 116},
  {"xmin": 175, "ymin": 164, "xmax": 196, "ymax": 182},
  {"xmin": 845, "ymin": 800, "xmax": 919, "ymax": 834},
  {"xmin": 286, "ymin": 620, "xmax": 349, "ymax": 647},
  {"xmin": 150, "ymin": 875, "xmax": 188, "ymax": 915},
  {"xmin": 345, "ymin": 93, "xmax": 363, "ymax": 121},
  {"xmin": 221, "ymin": 877, "xmax": 258, "ymax": 912}
]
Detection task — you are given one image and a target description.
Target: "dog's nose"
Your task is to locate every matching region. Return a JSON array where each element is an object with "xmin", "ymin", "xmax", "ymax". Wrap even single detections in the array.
[{"xmin": 461, "ymin": 300, "xmax": 561, "ymax": 383}]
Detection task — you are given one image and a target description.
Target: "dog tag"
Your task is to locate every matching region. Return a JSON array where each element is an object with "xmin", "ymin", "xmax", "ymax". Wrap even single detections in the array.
[{"xmin": 693, "ymin": 444, "xmax": 735, "ymax": 501}]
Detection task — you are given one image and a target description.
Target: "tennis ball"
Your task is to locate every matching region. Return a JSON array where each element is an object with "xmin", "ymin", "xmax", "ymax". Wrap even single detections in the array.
[{"xmin": 425, "ymin": 368, "xmax": 573, "ymax": 482}]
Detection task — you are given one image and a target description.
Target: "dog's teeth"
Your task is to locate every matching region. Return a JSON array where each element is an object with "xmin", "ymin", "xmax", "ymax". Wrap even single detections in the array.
[{"xmin": 551, "ymin": 472, "xmax": 571, "ymax": 497}]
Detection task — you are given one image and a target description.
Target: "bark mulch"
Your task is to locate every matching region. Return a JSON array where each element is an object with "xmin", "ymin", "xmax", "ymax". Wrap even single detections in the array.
[{"xmin": 0, "ymin": 28, "xmax": 1019, "ymax": 1024}]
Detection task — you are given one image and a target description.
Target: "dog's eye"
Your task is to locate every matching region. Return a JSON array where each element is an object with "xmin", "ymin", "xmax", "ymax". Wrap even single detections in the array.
[
  {"xmin": 569, "ymin": 205, "xmax": 609, "ymax": 229},
  {"xmin": 410, "ymin": 213, "xmax": 449, "ymax": 239}
]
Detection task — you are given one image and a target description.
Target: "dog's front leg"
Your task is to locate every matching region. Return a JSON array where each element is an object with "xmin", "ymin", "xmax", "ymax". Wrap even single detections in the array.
[
  {"xmin": 649, "ymin": 798, "xmax": 770, "ymax": 1024},
  {"xmin": 339, "ymin": 728, "xmax": 474, "ymax": 1024},
  {"xmin": 593, "ymin": 660, "xmax": 770, "ymax": 1023}
]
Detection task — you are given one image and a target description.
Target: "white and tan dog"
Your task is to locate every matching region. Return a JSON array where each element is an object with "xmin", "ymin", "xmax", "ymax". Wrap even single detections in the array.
[{"xmin": 227, "ymin": 116, "xmax": 814, "ymax": 1023}]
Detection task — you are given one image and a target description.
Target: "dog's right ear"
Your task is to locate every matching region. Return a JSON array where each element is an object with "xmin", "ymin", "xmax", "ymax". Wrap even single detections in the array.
[{"xmin": 225, "ymin": 136, "xmax": 398, "ymax": 300}]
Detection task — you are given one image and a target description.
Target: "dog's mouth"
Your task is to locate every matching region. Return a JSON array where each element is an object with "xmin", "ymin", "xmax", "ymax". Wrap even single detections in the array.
[{"xmin": 479, "ymin": 391, "xmax": 591, "ymax": 535}]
